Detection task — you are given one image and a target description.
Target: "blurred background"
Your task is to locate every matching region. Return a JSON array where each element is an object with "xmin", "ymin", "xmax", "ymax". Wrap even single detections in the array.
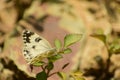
[{"xmin": 0, "ymin": 0, "xmax": 120, "ymax": 80}]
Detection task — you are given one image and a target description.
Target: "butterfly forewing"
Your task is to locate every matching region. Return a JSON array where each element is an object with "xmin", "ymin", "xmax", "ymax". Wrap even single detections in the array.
[{"xmin": 22, "ymin": 30, "xmax": 53, "ymax": 64}]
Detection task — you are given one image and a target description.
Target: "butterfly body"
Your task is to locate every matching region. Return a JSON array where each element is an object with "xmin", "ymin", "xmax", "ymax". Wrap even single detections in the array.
[{"xmin": 22, "ymin": 30, "xmax": 55, "ymax": 65}]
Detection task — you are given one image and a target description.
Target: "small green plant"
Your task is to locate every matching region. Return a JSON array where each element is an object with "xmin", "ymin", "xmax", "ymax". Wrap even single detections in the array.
[
  {"xmin": 30, "ymin": 34, "xmax": 85, "ymax": 80},
  {"xmin": 86, "ymin": 32, "xmax": 120, "ymax": 80}
]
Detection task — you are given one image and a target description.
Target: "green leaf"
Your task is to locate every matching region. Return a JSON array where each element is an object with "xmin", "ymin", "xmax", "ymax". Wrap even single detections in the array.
[
  {"xmin": 48, "ymin": 54, "xmax": 63, "ymax": 62},
  {"xmin": 109, "ymin": 42, "xmax": 120, "ymax": 55},
  {"xmin": 91, "ymin": 34, "xmax": 106, "ymax": 43},
  {"xmin": 54, "ymin": 39, "xmax": 62, "ymax": 50},
  {"xmin": 33, "ymin": 61, "xmax": 45, "ymax": 67},
  {"xmin": 46, "ymin": 62, "xmax": 54, "ymax": 71},
  {"xmin": 77, "ymin": 78, "xmax": 86, "ymax": 80},
  {"xmin": 70, "ymin": 71, "xmax": 85, "ymax": 80},
  {"xmin": 64, "ymin": 34, "xmax": 82, "ymax": 48},
  {"xmin": 57, "ymin": 72, "xmax": 67, "ymax": 80},
  {"xmin": 36, "ymin": 71, "xmax": 47, "ymax": 80},
  {"xmin": 63, "ymin": 48, "xmax": 72, "ymax": 54}
]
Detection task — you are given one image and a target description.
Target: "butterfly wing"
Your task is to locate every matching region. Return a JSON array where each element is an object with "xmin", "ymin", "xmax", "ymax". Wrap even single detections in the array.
[{"xmin": 22, "ymin": 30, "xmax": 53, "ymax": 64}]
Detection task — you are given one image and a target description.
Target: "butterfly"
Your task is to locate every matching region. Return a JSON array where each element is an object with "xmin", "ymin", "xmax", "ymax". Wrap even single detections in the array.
[{"xmin": 22, "ymin": 30, "xmax": 56, "ymax": 65}]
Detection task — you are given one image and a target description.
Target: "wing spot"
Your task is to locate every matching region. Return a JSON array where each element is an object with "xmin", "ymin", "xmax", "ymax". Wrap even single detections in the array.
[
  {"xmin": 24, "ymin": 50, "xmax": 29, "ymax": 54},
  {"xmin": 23, "ymin": 35, "xmax": 26, "ymax": 37},
  {"xmin": 26, "ymin": 57, "xmax": 29, "ymax": 60},
  {"xmin": 23, "ymin": 30, "xmax": 34, "ymax": 43},
  {"xmin": 35, "ymin": 37, "xmax": 41, "ymax": 42},
  {"xmin": 32, "ymin": 45, "xmax": 36, "ymax": 49},
  {"xmin": 24, "ymin": 42, "xmax": 27, "ymax": 43},
  {"xmin": 24, "ymin": 53, "xmax": 27, "ymax": 56},
  {"xmin": 30, "ymin": 57, "xmax": 32, "ymax": 59}
]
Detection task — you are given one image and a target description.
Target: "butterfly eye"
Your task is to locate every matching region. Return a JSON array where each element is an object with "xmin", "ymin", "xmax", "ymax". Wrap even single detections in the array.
[{"xmin": 35, "ymin": 37, "xmax": 42, "ymax": 42}]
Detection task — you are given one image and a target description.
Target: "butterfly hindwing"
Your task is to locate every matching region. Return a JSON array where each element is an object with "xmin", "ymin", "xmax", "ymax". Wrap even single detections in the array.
[{"xmin": 22, "ymin": 30, "xmax": 53, "ymax": 64}]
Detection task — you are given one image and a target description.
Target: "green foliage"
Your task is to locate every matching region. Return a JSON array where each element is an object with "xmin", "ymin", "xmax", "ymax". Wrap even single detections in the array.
[
  {"xmin": 109, "ymin": 40, "xmax": 120, "ymax": 55},
  {"xmin": 45, "ymin": 62, "xmax": 54, "ymax": 71},
  {"xmin": 69, "ymin": 71, "xmax": 85, "ymax": 80},
  {"xmin": 57, "ymin": 71, "xmax": 85, "ymax": 80},
  {"xmin": 64, "ymin": 34, "xmax": 82, "ymax": 48},
  {"xmin": 63, "ymin": 48, "xmax": 72, "ymax": 54},
  {"xmin": 91, "ymin": 33, "xmax": 120, "ymax": 56},
  {"xmin": 91, "ymin": 34, "xmax": 106, "ymax": 44},
  {"xmin": 32, "ymin": 61, "xmax": 45, "ymax": 67},
  {"xmin": 48, "ymin": 54, "xmax": 63, "ymax": 62},
  {"xmin": 34, "ymin": 33, "xmax": 84, "ymax": 80},
  {"xmin": 54, "ymin": 39, "xmax": 62, "ymax": 50},
  {"xmin": 91, "ymin": 32, "xmax": 120, "ymax": 80},
  {"xmin": 57, "ymin": 72, "xmax": 67, "ymax": 80},
  {"xmin": 36, "ymin": 71, "xmax": 47, "ymax": 80}
]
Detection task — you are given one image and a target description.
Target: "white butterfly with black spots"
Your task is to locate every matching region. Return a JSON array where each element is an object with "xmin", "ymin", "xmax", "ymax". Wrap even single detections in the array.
[{"xmin": 22, "ymin": 30, "xmax": 55, "ymax": 65}]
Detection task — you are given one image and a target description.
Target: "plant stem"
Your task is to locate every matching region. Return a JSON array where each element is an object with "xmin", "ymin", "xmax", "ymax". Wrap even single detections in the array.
[
  {"xmin": 100, "ymin": 43, "xmax": 111, "ymax": 80},
  {"xmin": 48, "ymin": 71, "xmax": 59, "ymax": 77}
]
